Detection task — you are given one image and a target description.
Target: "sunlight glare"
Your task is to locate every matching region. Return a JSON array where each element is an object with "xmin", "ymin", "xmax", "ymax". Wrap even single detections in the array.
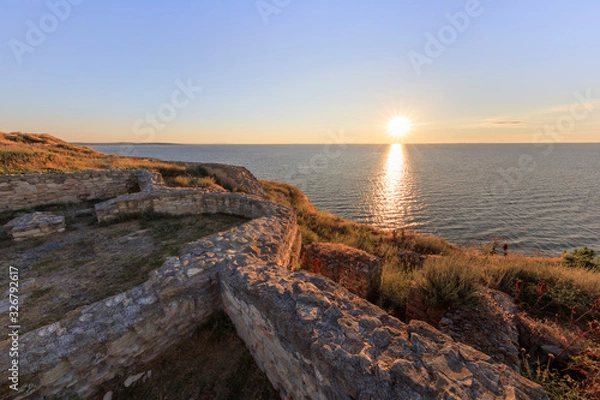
[{"xmin": 387, "ymin": 116, "xmax": 412, "ymax": 139}]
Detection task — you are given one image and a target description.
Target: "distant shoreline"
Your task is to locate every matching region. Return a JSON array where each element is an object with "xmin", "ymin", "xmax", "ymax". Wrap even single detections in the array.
[
  {"xmin": 79, "ymin": 142, "xmax": 600, "ymax": 146},
  {"xmin": 75, "ymin": 142, "xmax": 182, "ymax": 146}
]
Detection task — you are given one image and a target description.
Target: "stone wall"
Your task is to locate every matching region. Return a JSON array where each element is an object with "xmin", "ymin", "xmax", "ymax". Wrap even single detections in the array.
[
  {"xmin": 0, "ymin": 169, "xmax": 548, "ymax": 399},
  {"xmin": 0, "ymin": 200, "xmax": 301, "ymax": 398},
  {"xmin": 221, "ymin": 265, "xmax": 548, "ymax": 399},
  {"xmin": 301, "ymin": 243, "xmax": 382, "ymax": 299},
  {"xmin": 95, "ymin": 189, "xmax": 277, "ymax": 222},
  {"xmin": 0, "ymin": 170, "xmax": 139, "ymax": 211}
]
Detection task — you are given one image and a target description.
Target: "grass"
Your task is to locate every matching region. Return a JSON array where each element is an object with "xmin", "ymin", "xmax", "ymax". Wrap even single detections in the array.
[
  {"xmin": 414, "ymin": 256, "xmax": 480, "ymax": 309},
  {"xmin": 261, "ymin": 180, "xmax": 456, "ymax": 311},
  {"xmin": 521, "ymin": 356, "xmax": 585, "ymax": 400},
  {"xmin": 0, "ymin": 132, "xmax": 182, "ymax": 174}
]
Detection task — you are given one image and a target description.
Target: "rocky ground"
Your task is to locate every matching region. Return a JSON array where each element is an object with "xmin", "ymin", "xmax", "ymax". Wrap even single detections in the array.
[{"xmin": 0, "ymin": 204, "xmax": 247, "ymax": 333}]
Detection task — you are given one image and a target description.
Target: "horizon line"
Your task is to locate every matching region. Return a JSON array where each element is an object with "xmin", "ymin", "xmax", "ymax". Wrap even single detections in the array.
[{"xmin": 76, "ymin": 141, "xmax": 600, "ymax": 146}]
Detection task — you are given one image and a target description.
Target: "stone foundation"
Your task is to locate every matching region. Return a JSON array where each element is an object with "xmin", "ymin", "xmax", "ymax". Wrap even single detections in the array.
[
  {"xmin": 0, "ymin": 169, "xmax": 548, "ymax": 399},
  {"xmin": 0, "ymin": 170, "xmax": 140, "ymax": 211},
  {"xmin": 222, "ymin": 265, "xmax": 547, "ymax": 399},
  {"xmin": 301, "ymin": 242, "xmax": 382, "ymax": 299},
  {"xmin": 4, "ymin": 212, "xmax": 65, "ymax": 241}
]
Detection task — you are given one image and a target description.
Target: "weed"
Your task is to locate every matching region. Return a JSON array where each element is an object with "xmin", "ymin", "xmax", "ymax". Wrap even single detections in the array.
[
  {"xmin": 521, "ymin": 351, "xmax": 584, "ymax": 400},
  {"xmin": 414, "ymin": 257, "xmax": 480, "ymax": 309}
]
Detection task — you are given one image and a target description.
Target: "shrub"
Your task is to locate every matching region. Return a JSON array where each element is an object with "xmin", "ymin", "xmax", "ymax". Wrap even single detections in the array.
[
  {"xmin": 378, "ymin": 261, "xmax": 414, "ymax": 311},
  {"xmin": 414, "ymin": 257, "xmax": 480, "ymax": 309},
  {"xmin": 563, "ymin": 247, "xmax": 599, "ymax": 270}
]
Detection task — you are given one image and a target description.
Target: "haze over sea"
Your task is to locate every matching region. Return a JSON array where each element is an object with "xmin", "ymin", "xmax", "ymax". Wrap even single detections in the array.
[{"xmin": 91, "ymin": 143, "xmax": 600, "ymax": 255}]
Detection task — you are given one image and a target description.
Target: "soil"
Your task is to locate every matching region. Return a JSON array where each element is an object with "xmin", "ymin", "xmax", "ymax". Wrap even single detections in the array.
[{"xmin": 114, "ymin": 312, "xmax": 280, "ymax": 400}]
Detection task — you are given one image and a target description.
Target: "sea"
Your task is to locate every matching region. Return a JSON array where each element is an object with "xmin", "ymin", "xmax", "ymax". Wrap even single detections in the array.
[{"xmin": 89, "ymin": 143, "xmax": 600, "ymax": 255}]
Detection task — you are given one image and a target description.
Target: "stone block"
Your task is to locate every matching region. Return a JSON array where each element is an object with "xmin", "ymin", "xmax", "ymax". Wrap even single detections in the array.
[{"xmin": 4, "ymin": 212, "xmax": 66, "ymax": 241}]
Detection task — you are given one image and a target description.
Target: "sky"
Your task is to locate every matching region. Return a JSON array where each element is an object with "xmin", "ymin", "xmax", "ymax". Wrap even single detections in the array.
[{"xmin": 0, "ymin": 0, "xmax": 599, "ymax": 144}]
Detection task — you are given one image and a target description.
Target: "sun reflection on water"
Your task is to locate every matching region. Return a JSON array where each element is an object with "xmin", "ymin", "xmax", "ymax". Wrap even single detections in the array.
[{"xmin": 372, "ymin": 143, "xmax": 414, "ymax": 228}]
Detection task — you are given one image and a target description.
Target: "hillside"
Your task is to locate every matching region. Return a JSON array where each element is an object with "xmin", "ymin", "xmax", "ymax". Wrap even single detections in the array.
[
  {"xmin": 2, "ymin": 133, "xmax": 600, "ymax": 399},
  {"xmin": 0, "ymin": 131, "xmax": 181, "ymax": 174}
]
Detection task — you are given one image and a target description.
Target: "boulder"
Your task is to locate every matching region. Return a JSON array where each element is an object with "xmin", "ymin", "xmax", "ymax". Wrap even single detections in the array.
[{"xmin": 407, "ymin": 284, "xmax": 521, "ymax": 371}]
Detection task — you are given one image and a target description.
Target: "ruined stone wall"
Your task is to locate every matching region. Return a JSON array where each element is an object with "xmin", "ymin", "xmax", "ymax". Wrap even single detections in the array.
[
  {"xmin": 95, "ymin": 189, "xmax": 274, "ymax": 222},
  {"xmin": 0, "ymin": 185, "xmax": 302, "ymax": 398},
  {"xmin": 0, "ymin": 170, "xmax": 547, "ymax": 399},
  {"xmin": 301, "ymin": 243, "xmax": 382, "ymax": 299},
  {"xmin": 1, "ymin": 240, "xmax": 221, "ymax": 398},
  {"xmin": 0, "ymin": 170, "xmax": 139, "ymax": 211},
  {"xmin": 221, "ymin": 264, "xmax": 548, "ymax": 400}
]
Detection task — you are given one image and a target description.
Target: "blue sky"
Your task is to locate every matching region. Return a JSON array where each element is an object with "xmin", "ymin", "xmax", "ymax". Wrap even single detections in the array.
[{"xmin": 1, "ymin": 0, "xmax": 599, "ymax": 143}]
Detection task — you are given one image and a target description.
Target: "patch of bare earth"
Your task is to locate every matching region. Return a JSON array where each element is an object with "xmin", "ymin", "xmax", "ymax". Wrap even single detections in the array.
[
  {"xmin": 114, "ymin": 312, "xmax": 279, "ymax": 400},
  {"xmin": 0, "ymin": 204, "xmax": 248, "ymax": 333}
]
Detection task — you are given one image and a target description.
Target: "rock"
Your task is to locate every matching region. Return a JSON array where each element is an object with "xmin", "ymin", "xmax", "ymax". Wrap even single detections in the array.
[
  {"xmin": 301, "ymin": 242, "xmax": 382, "ymax": 299},
  {"xmin": 74, "ymin": 208, "xmax": 95, "ymax": 216},
  {"xmin": 186, "ymin": 162, "xmax": 268, "ymax": 197},
  {"xmin": 0, "ymin": 166, "xmax": 548, "ymax": 399},
  {"xmin": 4, "ymin": 211, "xmax": 66, "ymax": 241},
  {"xmin": 438, "ymin": 289, "xmax": 521, "ymax": 371},
  {"xmin": 136, "ymin": 169, "xmax": 164, "ymax": 191}
]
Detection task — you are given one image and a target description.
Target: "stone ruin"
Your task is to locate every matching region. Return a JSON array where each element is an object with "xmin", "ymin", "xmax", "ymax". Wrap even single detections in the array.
[
  {"xmin": 3, "ymin": 211, "xmax": 66, "ymax": 241},
  {"xmin": 301, "ymin": 242, "xmax": 382, "ymax": 299},
  {"xmin": 0, "ymin": 168, "xmax": 549, "ymax": 399},
  {"xmin": 407, "ymin": 283, "xmax": 521, "ymax": 372}
]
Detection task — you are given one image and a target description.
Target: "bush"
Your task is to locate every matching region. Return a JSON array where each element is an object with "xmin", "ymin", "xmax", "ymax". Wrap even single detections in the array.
[
  {"xmin": 378, "ymin": 261, "xmax": 414, "ymax": 311},
  {"xmin": 414, "ymin": 257, "xmax": 480, "ymax": 309},
  {"xmin": 563, "ymin": 247, "xmax": 599, "ymax": 270}
]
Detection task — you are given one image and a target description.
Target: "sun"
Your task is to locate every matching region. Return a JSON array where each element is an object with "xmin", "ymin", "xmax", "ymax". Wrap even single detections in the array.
[{"xmin": 387, "ymin": 116, "xmax": 412, "ymax": 139}]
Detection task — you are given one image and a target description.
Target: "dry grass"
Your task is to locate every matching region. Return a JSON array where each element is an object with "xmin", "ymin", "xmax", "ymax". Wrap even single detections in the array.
[
  {"xmin": 407, "ymin": 252, "xmax": 600, "ymax": 321},
  {"xmin": 414, "ymin": 256, "xmax": 480, "ymax": 309},
  {"xmin": 262, "ymin": 180, "xmax": 455, "ymax": 256},
  {"xmin": 4, "ymin": 132, "xmax": 600, "ymax": 397},
  {"xmin": 0, "ymin": 132, "xmax": 184, "ymax": 174},
  {"xmin": 262, "ymin": 179, "xmax": 456, "ymax": 312}
]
